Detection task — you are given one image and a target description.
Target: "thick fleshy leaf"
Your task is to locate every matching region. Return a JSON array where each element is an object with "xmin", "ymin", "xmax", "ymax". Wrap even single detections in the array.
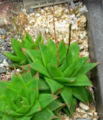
[
  {"xmin": 54, "ymin": 77, "xmax": 75, "ymax": 83},
  {"xmin": 70, "ymin": 57, "xmax": 88, "ymax": 77},
  {"xmin": 39, "ymin": 94, "xmax": 57, "ymax": 109},
  {"xmin": 4, "ymin": 52, "xmax": 24, "ymax": 62},
  {"xmin": 72, "ymin": 87, "xmax": 92, "ymax": 103},
  {"xmin": 65, "ymin": 74, "xmax": 92, "ymax": 86},
  {"xmin": 21, "ymin": 33, "xmax": 34, "ymax": 49},
  {"xmin": 11, "ymin": 38, "xmax": 24, "ymax": 57},
  {"xmin": 66, "ymin": 42, "xmax": 79, "ymax": 65},
  {"xmin": 39, "ymin": 44, "xmax": 48, "ymax": 66},
  {"xmin": 22, "ymin": 72, "xmax": 33, "ymax": 83},
  {"xmin": 31, "ymin": 62, "xmax": 49, "ymax": 77},
  {"xmin": 46, "ymin": 40, "xmax": 57, "ymax": 66},
  {"xmin": 17, "ymin": 117, "xmax": 31, "ymax": 120},
  {"xmin": 39, "ymin": 79, "xmax": 49, "ymax": 91},
  {"xmin": 47, "ymin": 100, "xmax": 63, "ymax": 111},
  {"xmin": 33, "ymin": 78, "xmax": 39, "ymax": 100},
  {"xmin": 39, "ymin": 41, "xmax": 57, "ymax": 67},
  {"xmin": 59, "ymin": 41, "xmax": 67, "ymax": 65},
  {"xmin": 61, "ymin": 87, "xmax": 72, "ymax": 109},
  {"xmin": 45, "ymin": 78, "xmax": 63, "ymax": 93},
  {"xmin": 11, "ymin": 74, "xmax": 25, "ymax": 90},
  {"xmin": 79, "ymin": 63, "xmax": 97, "ymax": 74},
  {"xmin": 64, "ymin": 57, "xmax": 88, "ymax": 77},
  {"xmin": 0, "ymin": 81, "xmax": 8, "ymax": 95},
  {"xmin": 26, "ymin": 78, "xmax": 39, "ymax": 104},
  {"xmin": 47, "ymin": 65, "xmax": 64, "ymax": 78},
  {"xmin": 69, "ymin": 97, "xmax": 77, "ymax": 115},
  {"xmin": 34, "ymin": 34, "xmax": 43, "ymax": 48},
  {"xmin": 27, "ymin": 49, "xmax": 41, "ymax": 63},
  {"xmin": 32, "ymin": 108, "xmax": 54, "ymax": 120},
  {"xmin": 2, "ymin": 115, "xmax": 14, "ymax": 120},
  {"xmin": 26, "ymin": 101, "xmax": 41, "ymax": 116}
]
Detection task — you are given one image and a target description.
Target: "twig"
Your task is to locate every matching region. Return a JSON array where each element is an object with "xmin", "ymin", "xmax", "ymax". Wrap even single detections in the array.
[{"xmin": 53, "ymin": 0, "xmax": 59, "ymax": 67}]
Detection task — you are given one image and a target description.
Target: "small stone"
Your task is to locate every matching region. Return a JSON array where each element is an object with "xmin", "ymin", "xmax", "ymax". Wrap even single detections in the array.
[
  {"xmin": 88, "ymin": 112, "xmax": 93, "ymax": 116},
  {"xmin": 0, "ymin": 67, "xmax": 6, "ymax": 74},
  {"xmin": 82, "ymin": 114, "xmax": 88, "ymax": 118},
  {"xmin": 79, "ymin": 103, "xmax": 90, "ymax": 111},
  {"xmin": 0, "ymin": 28, "xmax": 6, "ymax": 35},
  {"xmin": 0, "ymin": 54, "xmax": 7, "ymax": 61},
  {"xmin": 93, "ymin": 118, "xmax": 97, "ymax": 120},
  {"xmin": 1, "ymin": 35, "xmax": 6, "ymax": 40},
  {"xmin": 2, "ymin": 59, "xmax": 9, "ymax": 67},
  {"xmin": 27, "ymin": 8, "xmax": 34, "ymax": 14},
  {"xmin": 65, "ymin": 117, "xmax": 70, "ymax": 120}
]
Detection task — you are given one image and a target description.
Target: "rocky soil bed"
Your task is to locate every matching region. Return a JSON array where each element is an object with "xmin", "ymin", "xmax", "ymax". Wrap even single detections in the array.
[{"xmin": 0, "ymin": 1, "xmax": 99, "ymax": 120}]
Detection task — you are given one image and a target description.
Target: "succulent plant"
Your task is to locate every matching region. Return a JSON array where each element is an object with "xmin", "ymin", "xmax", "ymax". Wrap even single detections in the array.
[
  {"xmin": 0, "ymin": 72, "xmax": 63, "ymax": 120},
  {"xmin": 25, "ymin": 39, "xmax": 96, "ymax": 116},
  {"xmin": 4, "ymin": 33, "xmax": 97, "ymax": 118},
  {"xmin": 4, "ymin": 33, "xmax": 43, "ymax": 67}
]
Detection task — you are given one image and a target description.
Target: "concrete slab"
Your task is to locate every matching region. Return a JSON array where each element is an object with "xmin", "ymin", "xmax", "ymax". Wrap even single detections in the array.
[{"xmin": 86, "ymin": 0, "xmax": 103, "ymax": 119}]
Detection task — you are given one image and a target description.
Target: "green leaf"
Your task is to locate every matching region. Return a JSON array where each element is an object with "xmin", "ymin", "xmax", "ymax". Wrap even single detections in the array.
[
  {"xmin": 47, "ymin": 65, "xmax": 64, "ymax": 78},
  {"xmin": 11, "ymin": 74, "xmax": 25, "ymax": 90},
  {"xmin": 4, "ymin": 52, "xmax": 24, "ymax": 62},
  {"xmin": 59, "ymin": 41, "xmax": 67, "ymax": 65},
  {"xmin": 11, "ymin": 38, "xmax": 24, "ymax": 57},
  {"xmin": 34, "ymin": 34, "xmax": 43, "ymax": 48},
  {"xmin": 61, "ymin": 87, "xmax": 72, "ymax": 109},
  {"xmin": 26, "ymin": 78, "xmax": 38, "ymax": 104},
  {"xmin": 21, "ymin": 33, "xmax": 34, "ymax": 49},
  {"xmin": 2, "ymin": 115, "xmax": 14, "ymax": 120},
  {"xmin": 70, "ymin": 57, "xmax": 88, "ymax": 77},
  {"xmin": 65, "ymin": 74, "xmax": 92, "ymax": 86},
  {"xmin": 39, "ymin": 41, "xmax": 57, "ymax": 67},
  {"xmin": 72, "ymin": 87, "xmax": 92, "ymax": 103},
  {"xmin": 0, "ymin": 81, "xmax": 8, "ymax": 95},
  {"xmin": 26, "ymin": 101, "xmax": 41, "ymax": 116},
  {"xmin": 32, "ymin": 109, "xmax": 54, "ymax": 120},
  {"xmin": 66, "ymin": 42, "xmax": 79, "ymax": 65},
  {"xmin": 69, "ymin": 97, "xmax": 77, "ymax": 115},
  {"xmin": 46, "ymin": 40, "xmax": 57, "ymax": 66},
  {"xmin": 33, "ymin": 78, "xmax": 39, "ymax": 100},
  {"xmin": 39, "ymin": 79, "xmax": 50, "ymax": 91},
  {"xmin": 47, "ymin": 100, "xmax": 63, "ymax": 111},
  {"xmin": 27, "ymin": 50, "xmax": 41, "ymax": 63},
  {"xmin": 22, "ymin": 72, "xmax": 33, "ymax": 83},
  {"xmin": 79, "ymin": 63, "xmax": 97, "ymax": 74},
  {"xmin": 45, "ymin": 78, "xmax": 63, "ymax": 93},
  {"xmin": 16, "ymin": 117, "xmax": 31, "ymax": 120},
  {"xmin": 54, "ymin": 77, "xmax": 75, "ymax": 83},
  {"xmin": 39, "ymin": 94, "xmax": 57, "ymax": 109},
  {"xmin": 39, "ymin": 44, "xmax": 48, "ymax": 66},
  {"xmin": 64, "ymin": 57, "xmax": 88, "ymax": 77},
  {"xmin": 31, "ymin": 62, "xmax": 49, "ymax": 77}
]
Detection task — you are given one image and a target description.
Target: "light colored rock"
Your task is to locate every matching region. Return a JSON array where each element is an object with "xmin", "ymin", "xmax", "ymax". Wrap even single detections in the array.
[
  {"xmin": 79, "ymin": 103, "xmax": 90, "ymax": 111},
  {"xmin": 93, "ymin": 118, "xmax": 97, "ymax": 120}
]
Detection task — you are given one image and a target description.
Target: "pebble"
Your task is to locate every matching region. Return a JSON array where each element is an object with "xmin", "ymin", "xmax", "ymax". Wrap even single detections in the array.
[
  {"xmin": 0, "ymin": 67, "xmax": 6, "ymax": 74},
  {"xmin": 0, "ymin": 54, "xmax": 7, "ymax": 62},
  {"xmin": 26, "ymin": 8, "xmax": 34, "ymax": 14},
  {"xmin": 0, "ymin": 28, "xmax": 6, "ymax": 35},
  {"xmin": 79, "ymin": 103, "xmax": 90, "ymax": 111},
  {"xmin": 93, "ymin": 119, "xmax": 97, "ymax": 120}
]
